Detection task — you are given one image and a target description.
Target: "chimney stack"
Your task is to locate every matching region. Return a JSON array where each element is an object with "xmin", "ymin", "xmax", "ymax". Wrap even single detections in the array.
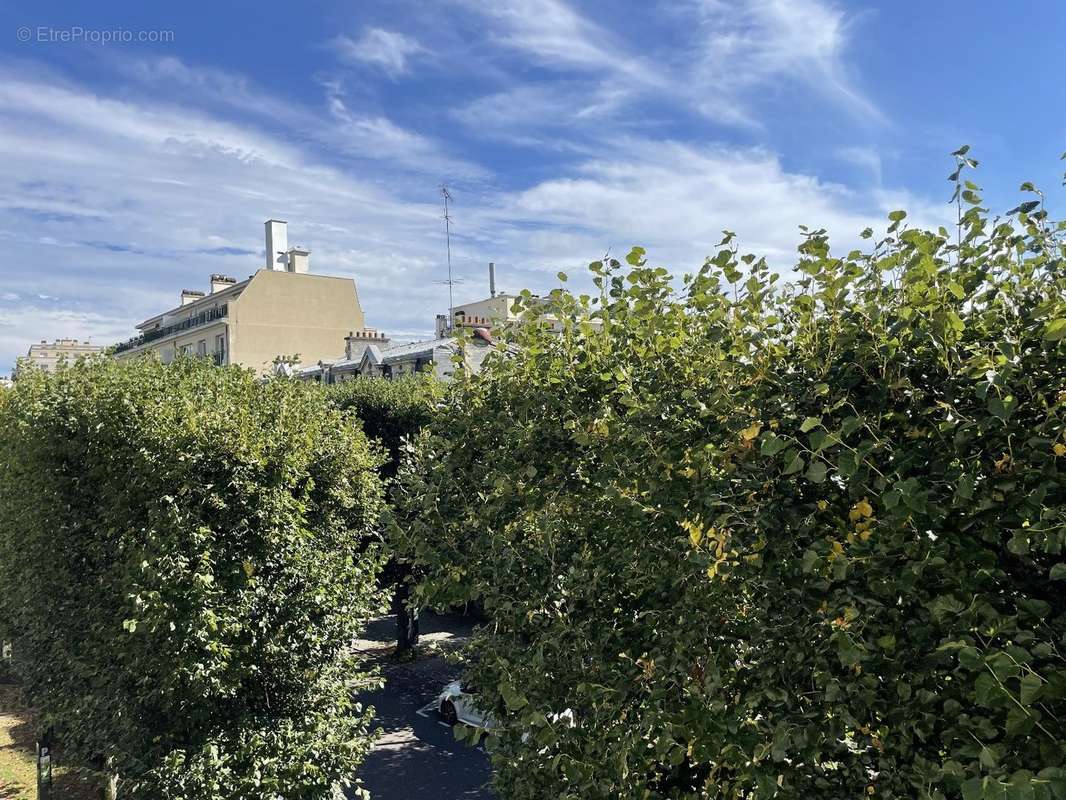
[
  {"xmin": 286, "ymin": 246, "xmax": 310, "ymax": 274},
  {"xmin": 489, "ymin": 262, "xmax": 496, "ymax": 298},
  {"xmin": 181, "ymin": 289, "xmax": 206, "ymax": 306},
  {"xmin": 344, "ymin": 329, "xmax": 390, "ymax": 359},
  {"xmin": 210, "ymin": 274, "xmax": 237, "ymax": 294},
  {"xmin": 265, "ymin": 219, "xmax": 288, "ymax": 271}
]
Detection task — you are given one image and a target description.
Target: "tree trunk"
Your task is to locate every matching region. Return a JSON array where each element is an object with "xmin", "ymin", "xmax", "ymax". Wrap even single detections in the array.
[
  {"xmin": 392, "ymin": 578, "xmax": 420, "ymax": 654},
  {"xmin": 104, "ymin": 756, "xmax": 119, "ymax": 800}
]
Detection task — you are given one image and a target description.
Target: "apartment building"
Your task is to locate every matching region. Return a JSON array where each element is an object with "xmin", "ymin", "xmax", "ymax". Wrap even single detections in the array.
[
  {"xmin": 114, "ymin": 221, "xmax": 367, "ymax": 376},
  {"xmin": 16, "ymin": 338, "xmax": 104, "ymax": 376}
]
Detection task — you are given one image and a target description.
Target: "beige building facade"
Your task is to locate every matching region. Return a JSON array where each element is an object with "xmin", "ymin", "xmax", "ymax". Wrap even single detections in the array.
[
  {"xmin": 114, "ymin": 221, "xmax": 367, "ymax": 376},
  {"xmin": 16, "ymin": 338, "xmax": 104, "ymax": 376}
]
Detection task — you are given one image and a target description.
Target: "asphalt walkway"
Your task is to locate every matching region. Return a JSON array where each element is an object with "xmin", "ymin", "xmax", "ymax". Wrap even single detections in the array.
[{"xmin": 351, "ymin": 611, "xmax": 493, "ymax": 800}]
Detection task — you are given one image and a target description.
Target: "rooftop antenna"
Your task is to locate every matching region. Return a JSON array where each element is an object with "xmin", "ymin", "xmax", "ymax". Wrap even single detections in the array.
[{"xmin": 436, "ymin": 184, "xmax": 463, "ymax": 332}]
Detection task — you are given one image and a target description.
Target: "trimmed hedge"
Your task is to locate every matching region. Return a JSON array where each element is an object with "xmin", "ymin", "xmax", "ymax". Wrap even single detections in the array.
[
  {"xmin": 393, "ymin": 156, "xmax": 1066, "ymax": 799},
  {"xmin": 0, "ymin": 358, "xmax": 386, "ymax": 799},
  {"xmin": 327, "ymin": 375, "xmax": 442, "ymax": 478}
]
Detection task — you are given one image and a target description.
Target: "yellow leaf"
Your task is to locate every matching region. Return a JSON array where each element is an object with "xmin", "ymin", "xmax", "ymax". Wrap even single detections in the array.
[
  {"xmin": 1054, "ymin": 443, "xmax": 1066, "ymax": 457},
  {"xmin": 817, "ymin": 500, "xmax": 828, "ymax": 511},
  {"xmin": 849, "ymin": 499, "xmax": 873, "ymax": 521},
  {"xmin": 740, "ymin": 422, "xmax": 762, "ymax": 441},
  {"xmin": 681, "ymin": 518, "xmax": 704, "ymax": 549},
  {"xmin": 242, "ymin": 560, "xmax": 255, "ymax": 577}
]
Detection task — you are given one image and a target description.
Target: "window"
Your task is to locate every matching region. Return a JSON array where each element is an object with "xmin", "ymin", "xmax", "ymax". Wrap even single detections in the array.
[
  {"xmin": 214, "ymin": 334, "xmax": 226, "ymax": 366},
  {"xmin": 197, "ymin": 340, "xmax": 207, "ymax": 357}
]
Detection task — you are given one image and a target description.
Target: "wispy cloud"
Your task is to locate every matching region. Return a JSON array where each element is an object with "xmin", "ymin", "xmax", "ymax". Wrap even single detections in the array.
[
  {"xmin": 460, "ymin": 0, "xmax": 666, "ymax": 89},
  {"xmin": 687, "ymin": 0, "xmax": 882, "ymax": 125},
  {"xmin": 332, "ymin": 28, "xmax": 427, "ymax": 77},
  {"xmin": 450, "ymin": 0, "xmax": 879, "ymax": 133}
]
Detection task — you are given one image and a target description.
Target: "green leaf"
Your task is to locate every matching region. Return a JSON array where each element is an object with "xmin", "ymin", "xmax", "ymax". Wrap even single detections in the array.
[
  {"xmin": 962, "ymin": 777, "xmax": 983, "ymax": 800},
  {"xmin": 804, "ymin": 461, "xmax": 827, "ymax": 484},
  {"xmin": 958, "ymin": 646, "xmax": 981, "ymax": 669},
  {"xmin": 1019, "ymin": 673, "xmax": 1043, "ymax": 705},
  {"xmin": 799, "ymin": 416, "xmax": 821, "ymax": 433},
  {"xmin": 888, "ymin": 209, "xmax": 907, "ymax": 222},
  {"xmin": 783, "ymin": 452, "xmax": 805, "ymax": 475},
  {"xmin": 500, "ymin": 682, "xmax": 529, "ymax": 711},
  {"xmin": 760, "ymin": 434, "xmax": 788, "ymax": 456},
  {"xmin": 1050, "ymin": 564, "xmax": 1066, "ymax": 581},
  {"xmin": 1043, "ymin": 318, "xmax": 1066, "ymax": 341},
  {"xmin": 801, "ymin": 549, "xmax": 819, "ymax": 574}
]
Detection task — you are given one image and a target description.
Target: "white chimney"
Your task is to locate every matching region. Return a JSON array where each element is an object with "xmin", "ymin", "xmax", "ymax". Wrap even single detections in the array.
[
  {"xmin": 181, "ymin": 289, "xmax": 205, "ymax": 306},
  {"xmin": 265, "ymin": 219, "xmax": 288, "ymax": 271},
  {"xmin": 286, "ymin": 246, "xmax": 310, "ymax": 274},
  {"xmin": 210, "ymin": 274, "xmax": 237, "ymax": 294}
]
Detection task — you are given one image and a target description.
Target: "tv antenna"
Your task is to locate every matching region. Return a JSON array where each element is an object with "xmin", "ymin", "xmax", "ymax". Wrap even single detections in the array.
[{"xmin": 435, "ymin": 184, "xmax": 463, "ymax": 330}]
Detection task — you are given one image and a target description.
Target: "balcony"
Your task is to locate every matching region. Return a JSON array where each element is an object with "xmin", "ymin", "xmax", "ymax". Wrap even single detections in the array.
[{"xmin": 114, "ymin": 304, "xmax": 228, "ymax": 355}]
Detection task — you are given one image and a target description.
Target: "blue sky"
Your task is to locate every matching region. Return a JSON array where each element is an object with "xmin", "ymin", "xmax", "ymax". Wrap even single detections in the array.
[{"xmin": 1, "ymin": 0, "xmax": 1065, "ymax": 374}]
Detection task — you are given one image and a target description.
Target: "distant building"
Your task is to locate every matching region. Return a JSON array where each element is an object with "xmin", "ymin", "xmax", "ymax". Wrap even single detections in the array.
[
  {"xmin": 15, "ymin": 338, "xmax": 104, "ymax": 376},
  {"xmin": 360, "ymin": 328, "xmax": 495, "ymax": 380},
  {"xmin": 297, "ymin": 263, "xmax": 552, "ymax": 385},
  {"xmin": 113, "ymin": 220, "xmax": 367, "ymax": 376},
  {"xmin": 299, "ymin": 327, "xmax": 494, "ymax": 384}
]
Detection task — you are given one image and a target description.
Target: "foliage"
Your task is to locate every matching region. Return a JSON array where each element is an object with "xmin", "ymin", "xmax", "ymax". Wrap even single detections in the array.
[
  {"xmin": 392, "ymin": 153, "xmax": 1066, "ymax": 799},
  {"xmin": 327, "ymin": 375, "xmax": 443, "ymax": 478},
  {"xmin": 0, "ymin": 357, "xmax": 386, "ymax": 800}
]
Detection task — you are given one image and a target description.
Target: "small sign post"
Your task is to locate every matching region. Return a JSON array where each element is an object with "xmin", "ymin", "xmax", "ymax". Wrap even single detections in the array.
[{"xmin": 37, "ymin": 727, "xmax": 53, "ymax": 800}]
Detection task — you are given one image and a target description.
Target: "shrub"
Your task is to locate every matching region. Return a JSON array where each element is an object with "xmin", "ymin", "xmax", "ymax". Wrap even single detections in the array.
[
  {"xmin": 327, "ymin": 375, "xmax": 442, "ymax": 478},
  {"xmin": 392, "ymin": 154, "xmax": 1066, "ymax": 799},
  {"xmin": 0, "ymin": 358, "xmax": 386, "ymax": 799},
  {"xmin": 328, "ymin": 375, "xmax": 443, "ymax": 652}
]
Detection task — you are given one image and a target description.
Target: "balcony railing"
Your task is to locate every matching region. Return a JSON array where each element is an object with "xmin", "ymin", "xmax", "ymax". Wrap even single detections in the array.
[{"xmin": 114, "ymin": 304, "xmax": 228, "ymax": 355}]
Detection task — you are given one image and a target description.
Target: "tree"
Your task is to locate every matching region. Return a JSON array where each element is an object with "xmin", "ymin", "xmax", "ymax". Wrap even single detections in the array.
[
  {"xmin": 392, "ymin": 153, "xmax": 1066, "ymax": 798},
  {"xmin": 0, "ymin": 357, "xmax": 387, "ymax": 799},
  {"xmin": 328, "ymin": 375, "xmax": 443, "ymax": 653}
]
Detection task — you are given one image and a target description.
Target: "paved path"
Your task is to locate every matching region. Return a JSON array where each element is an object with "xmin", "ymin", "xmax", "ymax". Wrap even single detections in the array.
[{"xmin": 351, "ymin": 612, "xmax": 493, "ymax": 800}]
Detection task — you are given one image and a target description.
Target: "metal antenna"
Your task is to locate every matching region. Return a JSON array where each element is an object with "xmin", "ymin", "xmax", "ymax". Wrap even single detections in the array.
[{"xmin": 436, "ymin": 184, "xmax": 463, "ymax": 332}]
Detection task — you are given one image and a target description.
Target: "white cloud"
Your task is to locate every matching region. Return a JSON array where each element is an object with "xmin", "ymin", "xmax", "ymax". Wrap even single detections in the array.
[
  {"xmin": 451, "ymin": 0, "xmax": 879, "ymax": 133},
  {"xmin": 477, "ymin": 139, "xmax": 931, "ymax": 271},
  {"xmin": 450, "ymin": 83, "xmax": 632, "ymax": 150},
  {"xmin": 332, "ymin": 28, "xmax": 427, "ymax": 77},
  {"xmin": 456, "ymin": 0, "xmax": 665, "ymax": 87},
  {"xmin": 688, "ymin": 0, "xmax": 882, "ymax": 125}
]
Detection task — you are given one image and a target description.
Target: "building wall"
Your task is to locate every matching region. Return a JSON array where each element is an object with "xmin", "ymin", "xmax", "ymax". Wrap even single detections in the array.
[
  {"xmin": 452, "ymin": 294, "xmax": 518, "ymax": 324},
  {"xmin": 20, "ymin": 340, "xmax": 104, "ymax": 374},
  {"xmin": 227, "ymin": 270, "xmax": 365, "ymax": 375},
  {"xmin": 146, "ymin": 322, "xmax": 228, "ymax": 365}
]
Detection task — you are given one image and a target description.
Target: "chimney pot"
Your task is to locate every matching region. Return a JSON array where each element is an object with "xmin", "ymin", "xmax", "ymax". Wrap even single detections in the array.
[{"xmin": 489, "ymin": 262, "xmax": 496, "ymax": 297}]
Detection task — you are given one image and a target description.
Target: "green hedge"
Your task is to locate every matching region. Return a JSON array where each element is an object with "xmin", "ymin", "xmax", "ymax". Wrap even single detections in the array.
[
  {"xmin": 393, "ymin": 156, "xmax": 1066, "ymax": 799},
  {"xmin": 327, "ymin": 375, "xmax": 442, "ymax": 478},
  {"xmin": 0, "ymin": 358, "xmax": 386, "ymax": 799}
]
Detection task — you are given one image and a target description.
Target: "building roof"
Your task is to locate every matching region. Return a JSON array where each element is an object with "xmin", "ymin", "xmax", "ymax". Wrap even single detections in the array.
[
  {"xmin": 378, "ymin": 337, "xmax": 455, "ymax": 362},
  {"xmin": 137, "ymin": 277, "xmax": 250, "ymax": 329}
]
